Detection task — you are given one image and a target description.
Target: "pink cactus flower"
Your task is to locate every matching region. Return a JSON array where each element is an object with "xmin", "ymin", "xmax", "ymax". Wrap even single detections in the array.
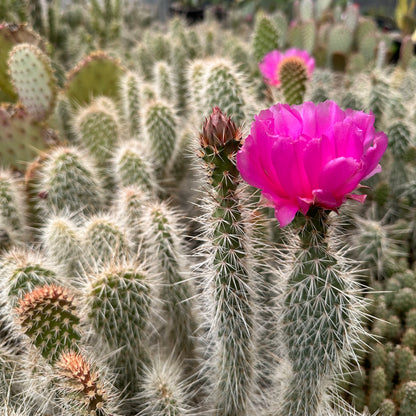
[
  {"xmin": 259, "ymin": 48, "xmax": 315, "ymax": 87},
  {"xmin": 236, "ymin": 101, "xmax": 388, "ymax": 227}
]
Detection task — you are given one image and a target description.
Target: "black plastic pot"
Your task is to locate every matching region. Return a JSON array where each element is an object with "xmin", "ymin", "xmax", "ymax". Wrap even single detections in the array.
[{"xmin": 169, "ymin": 3, "xmax": 204, "ymax": 24}]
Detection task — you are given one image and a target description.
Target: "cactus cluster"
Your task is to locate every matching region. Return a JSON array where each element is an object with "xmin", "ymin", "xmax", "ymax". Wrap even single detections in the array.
[{"xmin": 0, "ymin": 1, "xmax": 416, "ymax": 416}]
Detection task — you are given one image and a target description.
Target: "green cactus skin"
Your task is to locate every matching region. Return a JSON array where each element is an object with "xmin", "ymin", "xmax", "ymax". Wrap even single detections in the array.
[
  {"xmin": 197, "ymin": 110, "xmax": 255, "ymax": 416},
  {"xmin": 36, "ymin": 146, "xmax": 105, "ymax": 219},
  {"xmin": 350, "ymin": 366, "xmax": 367, "ymax": 412},
  {"xmin": 8, "ymin": 43, "xmax": 57, "ymax": 122},
  {"xmin": 65, "ymin": 51, "xmax": 125, "ymax": 108},
  {"xmin": 299, "ymin": 20, "xmax": 316, "ymax": 54},
  {"xmin": 74, "ymin": 97, "xmax": 121, "ymax": 170},
  {"xmin": 84, "ymin": 261, "xmax": 152, "ymax": 393},
  {"xmin": 0, "ymin": 104, "xmax": 58, "ymax": 171},
  {"xmin": 299, "ymin": 0, "xmax": 314, "ymax": 21},
  {"xmin": 387, "ymin": 122, "xmax": 411, "ymax": 160},
  {"xmin": 81, "ymin": 214, "xmax": 130, "ymax": 271},
  {"xmin": 41, "ymin": 215, "xmax": 84, "ymax": 281},
  {"xmin": 144, "ymin": 100, "xmax": 177, "ymax": 181},
  {"xmin": 15, "ymin": 285, "xmax": 80, "ymax": 363},
  {"xmin": 368, "ymin": 77, "xmax": 390, "ymax": 129},
  {"xmin": 279, "ymin": 56, "xmax": 308, "ymax": 105},
  {"xmin": 344, "ymin": 3, "xmax": 359, "ymax": 32},
  {"xmin": 280, "ymin": 208, "xmax": 366, "ymax": 416},
  {"xmin": 369, "ymin": 367, "xmax": 387, "ymax": 413},
  {"xmin": 328, "ymin": 25, "xmax": 353, "ymax": 58},
  {"xmin": 114, "ymin": 140, "xmax": 155, "ymax": 193},
  {"xmin": 142, "ymin": 202, "xmax": 197, "ymax": 363},
  {"xmin": 406, "ymin": 309, "xmax": 416, "ymax": 332},
  {"xmin": 204, "ymin": 60, "xmax": 246, "ymax": 124},
  {"xmin": 0, "ymin": 23, "xmax": 42, "ymax": 102},
  {"xmin": 0, "ymin": 170, "xmax": 26, "ymax": 244},
  {"xmin": 56, "ymin": 350, "xmax": 117, "ymax": 416},
  {"xmin": 138, "ymin": 358, "xmax": 192, "ymax": 416},
  {"xmin": 371, "ymin": 344, "xmax": 387, "ymax": 369},
  {"xmin": 356, "ymin": 18, "xmax": 378, "ymax": 48},
  {"xmin": 340, "ymin": 92, "xmax": 363, "ymax": 111},
  {"xmin": 137, "ymin": 44, "xmax": 155, "ymax": 81},
  {"xmin": 386, "ymin": 351, "xmax": 396, "ymax": 394},
  {"xmin": 288, "ymin": 23, "xmax": 304, "ymax": 50},
  {"xmin": 120, "ymin": 71, "xmax": 141, "ymax": 139},
  {"xmin": 400, "ymin": 381, "xmax": 416, "ymax": 416},
  {"xmin": 358, "ymin": 34, "xmax": 377, "ymax": 64},
  {"xmin": 252, "ymin": 13, "xmax": 279, "ymax": 63},
  {"xmin": 154, "ymin": 61, "xmax": 174, "ymax": 103},
  {"xmin": 392, "ymin": 288, "xmax": 416, "ymax": 318}
]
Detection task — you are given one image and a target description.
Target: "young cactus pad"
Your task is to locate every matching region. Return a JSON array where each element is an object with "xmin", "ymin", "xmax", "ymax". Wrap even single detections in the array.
[{"xmin": 8, "ymin": 43, "xmax": 57, "ymax": 121}]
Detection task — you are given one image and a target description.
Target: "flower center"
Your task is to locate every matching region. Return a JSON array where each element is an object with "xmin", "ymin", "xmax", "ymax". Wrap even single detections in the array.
[{"xmin": 277, "ymin": 56, "xmax": 307, "ymax": 78}]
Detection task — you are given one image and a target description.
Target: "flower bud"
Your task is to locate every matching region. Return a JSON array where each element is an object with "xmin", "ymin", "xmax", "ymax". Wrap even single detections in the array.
[{"xmin": 200, "ymin": 107, "xmax": 241, "ymax": 149}]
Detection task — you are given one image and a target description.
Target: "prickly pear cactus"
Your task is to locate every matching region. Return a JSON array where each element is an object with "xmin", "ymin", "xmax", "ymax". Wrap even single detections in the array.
[{"xmin": 8, "ymin": 43, "xmax": 57, "ymax": 121}]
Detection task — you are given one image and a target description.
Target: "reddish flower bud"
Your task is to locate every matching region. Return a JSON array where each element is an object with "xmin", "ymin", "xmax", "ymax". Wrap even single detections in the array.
[{"xmin": 200, "ymin": 107, "xmax": 241, "ymax": 149}]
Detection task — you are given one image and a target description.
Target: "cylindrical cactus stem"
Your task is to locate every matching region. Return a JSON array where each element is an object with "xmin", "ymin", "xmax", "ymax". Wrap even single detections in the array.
[
  {"xmin": 73, "ymin": 97, "xmax": 122, "ymax": 192},
  {"xmin": 56, "ymin": 350, "xmax": 118, "ymax": 416},
  {"xmin": 81, "ymin": 214, "xmax": 131, "ymax": 271},
  {"xmin": 141, "ymin": 201, "xmax": 198, "ymax": 364},
  {"xmin": 187, "ymin": 60, "xmax": 206, "ymax": 117},
  {"xmin": 197, "ymin": 108, "xmax": 255, "ymax": 416},
  {"xmin": 279, "ymin": 56, "xmax": 308, "ymax": 105},
  {"xmin": 15, "ymin": 285, "xmax": 81, "ymax": 363},
  {"xmin": 144, "ymin": 100, "xmax": 178, "ymax": 182},
  {"xmin": 204, "ymin": 59, "xmax": 246, "ymax": 124},
  {"xmin": 0, "ymin": 169, "xmax": 26, "ymax": 245},
  {"xmin": 280, "ymin": 208, "xmax": 366, "ymax": 416},
  {"xmin": 120, "ymin": 71, "xmax": 141, "ymax": 138},
  {"xmin": 400, "ymin": 381, "xmax": 416, "ymax": 416},
  {"xmin": 252, "ymin": 13, "xmax": 280, "ymax": 63},
  {"xmin": 113, "ymin": 140, "xmax": 156, "ymax": 194},
  {"xmin": 83, "ymin": 260, "xmax": 153, "ymax": 395},
  {"xmin": 138, "ymin": 357, "xmax": 192, "ymax": 416},
  {"xmin": 35, "ymin": 146, "xmax": 105, "ymax": 220},
  {"xmin": 40, "ymin": 214, "xmax": 84, "ymax": 282},
  {"xmin": 154, "ymin": 61, "xmax": 174, "ymax": 103},
  {"xmin": 113, "ymin": 186, "xmax": 150, "ymax": 253}
]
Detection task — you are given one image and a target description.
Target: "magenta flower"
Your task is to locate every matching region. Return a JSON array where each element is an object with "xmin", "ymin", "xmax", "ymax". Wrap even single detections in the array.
[
  {"xmin": 259, "ymin": 48, "xmax": 315, "ymax": 87},
  {"xmin": 236, "ymin": 101, "xmax": 388, "ymax": 227}
]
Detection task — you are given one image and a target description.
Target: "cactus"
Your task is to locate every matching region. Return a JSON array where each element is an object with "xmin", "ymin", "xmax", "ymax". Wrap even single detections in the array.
[
  {"xmin": 279, "ymin": 56, "xmax": 309, "ymax": 105},
  {"xmin": 113, "ymin": 140, "xmax": 155, "ymax": 193},
  {"xmin": 170, "ymin": 42, "xmax": 188, "ymax": 115},
  {"xmin": 400, "ymin": 381, "xmax": 416, "ymax": 416},
  {"xmin": 204, "ymin": 60, "xmax": 246, "ymax": 124},
  {"xmin": 81, "ymin": 214, "xmax": 130, "ymax": 270},
  {"xmin": 299, "ymin": 20, "xmax": 316, "ymax": 54},
  {"xmin": 252, "ymin": 13, "xmax": 279, "ymax": 63},
  {"xmin": 299, "ymin": 0, "xmax": 314, "ymax": 21},
  {"xmin": 65, "ymin": 51, "xmax": 125, "ymax": 108},
  {"xmin": 0, "ymin": 23, "xmax": 42, "ymax": 101},
  {"xmin": 197, "ymin": 108, "xmax": 255, "ymax": 416},
  {"xmin": 8, "ymin": 43, "xmax": 57, "ymax": 121},
  {"xmin": 84, "ymin": 260, "xmax": 152, "ymax": 392},
  {"xmin": 154, "ymin": 61, "xmax": 174, "ymax": 103},
  {"xmin": 56, "ymin": 351, "xmax": 117, "ymax": 416},
  {"xmin": 369, "ymin": 367, "xmax": 387, "ymax": 413},
  {"xmin": 188, "ymin": 60, "xmax": 206, "ymax": 117},
  {"xmin": 15, "ymin": 285, "xmax": 81, "ymax": 363},
  {"xmin": 141, "ymin": 202, "xmax": 197, "ymax": 362},
  {"xmin": 144, "ymin": 100, "xmax": 177, "ymax": 181},
  {"xmin": 1, "ymin": 248, "xmax": 57, "ymax": 311},
  {"xmin": 327, "ymin": 25, "xmax": 353, "ymax": 59},
  {"xmin": 0, "ymin": 170, "xmax": 26, "ymax": 244},
  {"xmin": 120, "ymin": 71, "xmax": 141, "ymax": 138},
  {"xmin": 35, "ymin": 146, "xmax": 105, "ymax": 219},
  {"xmin": 41, "ymin": 214, "xmax": 84, "ymax": 281},
  {"xmin": 74, "ymin": 97, "xmax": 121, "ymax": 169},
  {"xmin": 138, "ymin": 358, "xmax": 191, "ymax": 416},
  {"xmin": 280, "ymin": 208, "xmax": 366, "ymax": 416},
  {"xmin": 358, "ymin": 34, "xmax": 377, "ymax": 64},
  {"xmin": 380, "ymin": 398, "xmax": 396, "ymax": 416}
]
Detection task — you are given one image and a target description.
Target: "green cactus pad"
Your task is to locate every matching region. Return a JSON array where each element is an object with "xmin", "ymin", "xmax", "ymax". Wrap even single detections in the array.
[
  {"xmin": 8, "ymin": 43, "xmax": 57, "ymax": 121},
  {"xmin": 65, "ymin": 51, "xmax": 125, "ymax": 108},
  {"xmin": 0, "ymin": 23, "xmax": 43, "ymax": 102},
  {"xmin": 252, "ymin": 13, "xmax": 280, "ymax": 63}
]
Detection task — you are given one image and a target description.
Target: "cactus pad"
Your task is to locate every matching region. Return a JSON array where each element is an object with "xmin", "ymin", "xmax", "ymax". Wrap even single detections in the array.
[{"xmin": 8, "ymin": 43, "xmax": 57, "ymax": 121}]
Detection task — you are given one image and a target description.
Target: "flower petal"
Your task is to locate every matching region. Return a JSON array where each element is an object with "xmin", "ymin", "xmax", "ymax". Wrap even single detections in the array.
[{"xmin": 361, "ymin": 131, "xmax": 388, "ymax": 180}]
